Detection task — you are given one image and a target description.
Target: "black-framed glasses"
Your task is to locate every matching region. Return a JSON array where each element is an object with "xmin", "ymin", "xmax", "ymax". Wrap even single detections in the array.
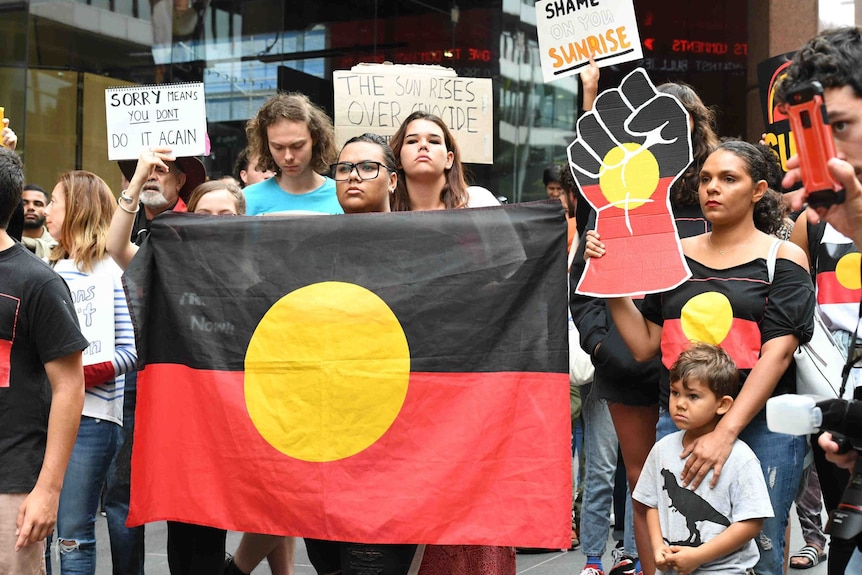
[{"xmin": 330, "ymin": 161, "xmax": 391, "ymax": 181}]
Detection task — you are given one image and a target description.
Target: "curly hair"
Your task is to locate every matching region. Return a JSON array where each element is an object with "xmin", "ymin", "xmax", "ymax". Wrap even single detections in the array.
[
  {"xmin": 709, "ymin": 140, "xmax": 787, "ymax": 235},
  {"xmin": 245, "ymin": 92, "xmax": 337, "ymax": 176},
  {"xmin": 557, "ymin": 163, "xmax": 577, "ymax": 219},
  {"xmin": 775, "ymin": 26, "xmax": 862, "ymax": 103},
  {"xmin": 657, "ymin": 83, "xmax": 720, "ymax": 207},
  {"xmin": 389, "ymin": 111, "xmax": 469, "ymax": 212},
  {"xmin": 49, "ymin": 171, "xmax": 115, "ymax": 273}
]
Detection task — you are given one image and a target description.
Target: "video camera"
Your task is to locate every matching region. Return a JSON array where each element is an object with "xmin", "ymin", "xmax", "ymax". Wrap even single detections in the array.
[{"xmin": 767, "ymin": 394, "xmax": 862, "ymax": 540}]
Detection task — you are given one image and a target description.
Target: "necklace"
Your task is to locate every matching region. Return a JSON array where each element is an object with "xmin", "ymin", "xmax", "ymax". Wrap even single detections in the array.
[{"xmin": 707, "ymin": 231, "xmax": 757, "ymax": 255}]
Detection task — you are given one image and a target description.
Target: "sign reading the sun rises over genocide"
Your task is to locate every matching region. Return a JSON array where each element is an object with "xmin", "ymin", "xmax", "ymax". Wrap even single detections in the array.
[
  {"xmin": 569, "ymin": 68, "xmax": 693, "ymax": 297},
  {"xmin": 333, "ymin": 64, "xmax": 494, "ymax": 164},
  {"xmin": 535, "ymin": 0, "xmax": 643, "ymax": 83},
  {"xmin": 105, "ymin": 82, "xmax": 207, "ymax": 161},
  {"xmin": 124, "ymin": 203, "xmax": 572, "ymax": 548}
]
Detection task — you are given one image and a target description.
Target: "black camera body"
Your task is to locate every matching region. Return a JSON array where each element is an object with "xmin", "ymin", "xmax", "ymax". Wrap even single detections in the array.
[{"xmin": 812, "ymin": 396, "xmax": 862, "ymax": 540}]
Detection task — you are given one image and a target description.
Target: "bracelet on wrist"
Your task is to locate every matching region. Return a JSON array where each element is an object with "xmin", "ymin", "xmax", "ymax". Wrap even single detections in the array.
[
  {"xmin": 119, "ymin": 190, "xmax": 136, "ymax": 205},
  {"xmin": 117, "ymin": 195, "xmax": 140, "ymax": 214}
]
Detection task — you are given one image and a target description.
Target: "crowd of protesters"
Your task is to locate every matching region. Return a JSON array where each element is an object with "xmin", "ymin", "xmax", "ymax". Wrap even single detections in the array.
[{"xmin": 2, "ymin": 23, "xmax": 862, "ymax": 575}]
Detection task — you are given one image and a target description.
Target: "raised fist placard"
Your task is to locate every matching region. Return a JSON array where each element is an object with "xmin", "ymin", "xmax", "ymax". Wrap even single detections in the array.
[{"xmin": 569, "ymin": 68, "xmax": 693, "ymax": 296}]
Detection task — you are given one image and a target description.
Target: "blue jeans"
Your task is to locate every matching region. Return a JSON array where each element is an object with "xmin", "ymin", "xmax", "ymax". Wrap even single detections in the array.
[
  {"xmin": 846, "ymin": 548, "xmax": 862, "ymax": 574},
  {"xmin": 580, "ymin": 384, "xmax": 636, "ymax": 557},
  {"xmin": 57, "ymin": 416, "xmax": 122, "ymax": 575},
  {"xmin": 657, "ymin": 408, "xmax": 805, "ymax": 575},
  {"xmin": 105, "ymin": 370, "xmax": 145, "ymax": 575}
]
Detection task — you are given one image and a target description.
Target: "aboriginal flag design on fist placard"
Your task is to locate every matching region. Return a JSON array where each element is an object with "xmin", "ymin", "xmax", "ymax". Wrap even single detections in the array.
[{"xmin": 124, "ymin": 203, "xmax": 571, "ymax": 548}]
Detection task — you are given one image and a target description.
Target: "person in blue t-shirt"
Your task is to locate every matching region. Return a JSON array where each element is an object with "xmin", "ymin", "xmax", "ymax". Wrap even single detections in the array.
[{"xmin": 242, "ymin": 92, "xmax": 343, "ymax": 216}]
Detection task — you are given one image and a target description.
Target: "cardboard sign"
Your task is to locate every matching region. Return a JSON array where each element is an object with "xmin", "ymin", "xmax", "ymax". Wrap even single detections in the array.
[
  {"xmin": 568, "ymin": 68, "xmax": 692, "ymax": 297},
  {"xmin": 333, "ymin": 64, "xmax": 493, "ymax": 164},
  {"xmin": 535, "ymin": 0, "xmax": 643, "ymax": 83},
  {"xmin": 66, "ymin": 274, "xmax": 115, "ymax": 366},
  {"xmin": 105, "ymin": 82, "xmax": 207, "ymax": 161},
  {"xmin": 758, "ymin": 52, "xmax": 797, "ymax": 174}
]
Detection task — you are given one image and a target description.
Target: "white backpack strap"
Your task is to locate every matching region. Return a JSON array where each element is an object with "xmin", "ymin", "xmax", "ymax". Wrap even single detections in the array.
[{"xmin": 766, "ymin": 238, "xmax": 782, "ymax": 283}]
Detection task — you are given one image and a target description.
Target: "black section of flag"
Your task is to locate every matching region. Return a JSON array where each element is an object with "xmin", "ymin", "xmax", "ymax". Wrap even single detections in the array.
[{"xmin": 124, "ymin": 202, "xmax": 568, "ymax": 374}]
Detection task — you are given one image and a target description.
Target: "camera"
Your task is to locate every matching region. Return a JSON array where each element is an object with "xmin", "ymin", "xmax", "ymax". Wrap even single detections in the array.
[{"xmin": 767, "ymin": 394, "xmax": 862, "ymax": 539}]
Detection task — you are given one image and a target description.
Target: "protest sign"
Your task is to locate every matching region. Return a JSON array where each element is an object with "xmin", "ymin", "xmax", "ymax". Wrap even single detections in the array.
[
  {"xmin": 535, "ymin": 0, "xmax": 643, "ymax": 83},
  {"xmin": 105, "ymin": 82, "xmax": 207, "ymax": 161},
  {"xmin": 66, "ymin": 274, "xmax": 115, "ymax": 366},
  {"xmin": 569, "ymin": 68, "xmax": 692, "ymax": 297},
  {"xmin": 758, "ymin": 52, "xmax": 797, "ymax": 173},
  {"xmin": 333, "ymin": 64, "xmax": 493, "ymax": 164}
]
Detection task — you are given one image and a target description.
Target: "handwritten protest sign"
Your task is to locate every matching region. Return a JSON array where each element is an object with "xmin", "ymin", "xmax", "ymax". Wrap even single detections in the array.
[
  {"xmin": 105, "ymin": 82, "xmax": 206, "ymax": 161},
  {"xmin": 535, "ymin": 0, "xmax": 643, "ymax": 83},
  {"xmin": 333, "ymin": 64, "xmax": 493, "ymax": 164},
  {"xmin": 66, "ymin": 275, "xmax": 115, "ymax": 366}
]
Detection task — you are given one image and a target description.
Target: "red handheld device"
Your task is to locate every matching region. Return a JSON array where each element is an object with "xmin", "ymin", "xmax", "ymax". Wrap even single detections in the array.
[{"xmin": 784, "ymin": 81, "xmax": 845, "ymax": 208}]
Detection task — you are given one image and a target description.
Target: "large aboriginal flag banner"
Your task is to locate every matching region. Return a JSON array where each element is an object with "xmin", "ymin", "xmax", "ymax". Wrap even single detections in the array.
[{"xmin": 124, "ymin": 203, "xmax": 571, "ymax": 548}]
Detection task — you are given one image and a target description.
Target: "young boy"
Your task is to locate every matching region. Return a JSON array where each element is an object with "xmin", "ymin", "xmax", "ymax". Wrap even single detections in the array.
[{"xmin": 632, "ymin": 343, "xmax": 773, "ymax": 574}]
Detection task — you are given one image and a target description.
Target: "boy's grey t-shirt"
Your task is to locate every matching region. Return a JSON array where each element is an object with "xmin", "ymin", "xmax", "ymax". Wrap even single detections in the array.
[{"xmin": 632, "ymin": 430, "xmax": 774, "ymax": 574}]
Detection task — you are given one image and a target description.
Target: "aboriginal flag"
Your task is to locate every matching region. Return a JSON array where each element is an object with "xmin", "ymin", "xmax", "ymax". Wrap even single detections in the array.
[{"xmin": 124, "ymin": 202, "xmax": 571, "ymax": 548}]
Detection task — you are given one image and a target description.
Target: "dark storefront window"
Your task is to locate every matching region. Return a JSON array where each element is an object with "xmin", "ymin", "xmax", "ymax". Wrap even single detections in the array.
[{"xmin": 14, "ymin": 0, "xmax": 747, "ymax": 202}]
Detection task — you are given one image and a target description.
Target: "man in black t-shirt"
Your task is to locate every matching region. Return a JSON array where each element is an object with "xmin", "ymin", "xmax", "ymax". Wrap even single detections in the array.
[{"xmin": 0, "ymin": 147, "xmax": 88, "ymax": 574}]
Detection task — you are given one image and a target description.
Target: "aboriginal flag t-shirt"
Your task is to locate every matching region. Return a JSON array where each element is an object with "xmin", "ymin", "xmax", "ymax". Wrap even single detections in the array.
[{"xmin": 641, "ymin": 254, "xmax": 814, "ymax": 411}]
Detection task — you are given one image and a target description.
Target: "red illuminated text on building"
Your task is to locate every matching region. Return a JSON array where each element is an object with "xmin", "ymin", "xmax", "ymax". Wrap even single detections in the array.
[{"xmin": 671, "ymin": 39, "xmax": 747, "ymax": 56}]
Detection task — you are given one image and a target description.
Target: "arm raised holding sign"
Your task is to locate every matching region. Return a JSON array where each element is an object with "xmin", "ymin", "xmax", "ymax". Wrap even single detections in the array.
[{"xmin": 107, "ymin": 147, "xmax": 167, "ymax": 269}]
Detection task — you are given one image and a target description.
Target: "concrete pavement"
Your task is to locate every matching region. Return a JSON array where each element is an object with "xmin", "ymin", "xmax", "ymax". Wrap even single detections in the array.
[{"xmin": 53, "ymin": 504, "xmax": 827, "ymax": 574}]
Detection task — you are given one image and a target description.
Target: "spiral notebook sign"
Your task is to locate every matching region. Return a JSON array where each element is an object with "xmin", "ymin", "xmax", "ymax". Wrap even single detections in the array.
[{"xmin": 105, "ymin": 82, "xmax": 207, "ymax": 161}]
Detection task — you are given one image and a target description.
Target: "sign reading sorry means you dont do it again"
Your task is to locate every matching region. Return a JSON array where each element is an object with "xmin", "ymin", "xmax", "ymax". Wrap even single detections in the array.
[{"xmin": 105, "ymin": 82, "xmax": 207, "ymax": 161}]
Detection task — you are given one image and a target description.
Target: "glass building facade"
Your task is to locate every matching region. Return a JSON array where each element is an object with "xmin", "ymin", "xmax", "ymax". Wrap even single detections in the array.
[{"xmin": 0, "ymin": 0, "xmax": 746, "ymax": 201}]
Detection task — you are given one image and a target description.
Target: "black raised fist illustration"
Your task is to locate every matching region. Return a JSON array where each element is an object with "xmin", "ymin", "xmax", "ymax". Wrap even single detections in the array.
[{"xmin": 568, "ymin": 68, "xmax": 693, "ymax": 296}]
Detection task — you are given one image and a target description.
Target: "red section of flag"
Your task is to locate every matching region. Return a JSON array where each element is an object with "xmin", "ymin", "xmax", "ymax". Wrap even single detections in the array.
[
  {"xmin": 817, "ymin": 271, "xmax": 862, "ymax": 306},
  {"xmin": 661, "ymin": 317, "xmax": 762, "ymax": 369},
  {"xmin": 128, "ymin": 363, "xmax": 572, "ymax": 548}
]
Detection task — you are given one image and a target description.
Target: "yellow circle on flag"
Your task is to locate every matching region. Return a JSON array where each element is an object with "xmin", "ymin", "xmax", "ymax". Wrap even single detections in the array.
[
  {"xmin": 244, "ymin": 281, "xmax": 411, "ymax": 462},
  {"xmin": 680, "ymin": 292, "xmax": 733, "ymax": 345},
  {"xmin": 599, "ymin": 143, "xmax": 660, "ymax": 210},
  {"xmin": 836, "ymin": 253, "xmax": 862, "ymax": 290}
]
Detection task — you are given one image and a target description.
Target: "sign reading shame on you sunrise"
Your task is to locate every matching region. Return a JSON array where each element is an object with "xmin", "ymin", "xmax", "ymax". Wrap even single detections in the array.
[
  {"xmin": 105, "ymin": 82, "xmax": 207, "ymax": 161},
  {"xmin": 333, "ymin": 64, "xmax": 493, "ymax": 164},
  {"xmin": 535, "ymin": 0, "xmax": 643, "ymax": 83}
]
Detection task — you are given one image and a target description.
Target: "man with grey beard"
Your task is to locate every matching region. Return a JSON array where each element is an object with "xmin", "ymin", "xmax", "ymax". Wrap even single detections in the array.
[{"xmin": 118, "ymin": 154, "xmax": 206, "ymax": 244}]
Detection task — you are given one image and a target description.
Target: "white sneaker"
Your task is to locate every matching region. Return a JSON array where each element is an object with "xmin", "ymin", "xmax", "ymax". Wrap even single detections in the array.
[{"xmin": 578, "ymin": 567, "xmax": 605, "ymax": 575}]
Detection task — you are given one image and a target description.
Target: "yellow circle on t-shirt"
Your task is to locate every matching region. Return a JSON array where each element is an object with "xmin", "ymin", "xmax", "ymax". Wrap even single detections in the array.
[
  {"xmin": 599, "ymin": 143, "xmax": 660, "ymax": 210},
  {"xmin": 680, "ymin": 291, "xmax": 733, "ymax": 345},
  {"xmin": 244, "ymin": 282, "xmax": 410, "ymax": 462},
  {"xmin": 835, "ymin": 253, "xmax": 862, "ymax": 290}
]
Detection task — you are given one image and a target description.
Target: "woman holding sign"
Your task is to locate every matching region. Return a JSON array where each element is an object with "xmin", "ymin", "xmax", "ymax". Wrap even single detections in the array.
[
  {"xmin": 585, "ymin": 140, "xmax": 814, "ymax": 575},
  {"xmin": 44, "ymin": 171, "xmax": 137, "ymax": 575},
  {"xmin": 388, "ymin": 112, "xmax": 513, "ymax": 575}
]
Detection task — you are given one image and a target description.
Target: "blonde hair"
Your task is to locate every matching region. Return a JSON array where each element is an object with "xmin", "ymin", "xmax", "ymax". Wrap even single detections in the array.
[
  {"xmin": 186, "ymin": 180, "xmax": 246, "ymax": 214},
  {"xmin": 49, "ymin": 171, "xmax": 115, "ymax": 273}
]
